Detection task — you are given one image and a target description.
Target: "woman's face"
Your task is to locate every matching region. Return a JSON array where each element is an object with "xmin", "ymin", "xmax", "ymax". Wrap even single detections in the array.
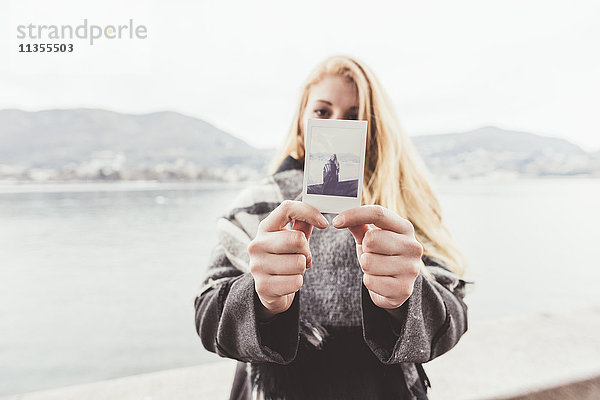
[{"xmin": 301, "ymin": 74, "xmax": 359, "ymax": 135}]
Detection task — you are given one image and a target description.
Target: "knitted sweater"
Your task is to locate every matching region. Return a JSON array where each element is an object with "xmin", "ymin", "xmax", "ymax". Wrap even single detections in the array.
[{"xmin": 194, "ymin": 155, "xmax": 470, "ymax": 400}]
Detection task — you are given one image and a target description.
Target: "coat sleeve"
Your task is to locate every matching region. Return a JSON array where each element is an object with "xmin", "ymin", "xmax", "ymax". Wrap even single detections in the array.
[
  {"xmin": 360, "ymin": 257, "xmax": 471, "ymax": 365},
  {"xmin": 193, "ymin": 186, "xmax": 301, "ymax": 365}
]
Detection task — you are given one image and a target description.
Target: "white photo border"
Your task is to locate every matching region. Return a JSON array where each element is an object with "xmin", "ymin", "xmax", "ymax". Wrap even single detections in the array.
[{"xmin": 301, "ymin": 118, "xmax": 368, "ymax": 214}]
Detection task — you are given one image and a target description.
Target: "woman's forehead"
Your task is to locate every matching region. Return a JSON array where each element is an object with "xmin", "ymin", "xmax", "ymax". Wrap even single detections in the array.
[{"xmin": 308, "ymin": 75, "xmax": 358, "ymax": 108}]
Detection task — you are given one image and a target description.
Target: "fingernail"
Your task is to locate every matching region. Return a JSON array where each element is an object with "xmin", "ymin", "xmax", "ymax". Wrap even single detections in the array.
[
  {"xmin": 319, "ymin": 215, "xmax": 329, "ymax": 227},
  {"xmin": 332, "ymin": 214, "xmax": 344, "ymax": 227}
]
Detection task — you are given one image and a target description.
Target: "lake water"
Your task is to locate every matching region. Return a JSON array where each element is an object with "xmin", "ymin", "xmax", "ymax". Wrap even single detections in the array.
[{"xmin": 1, "ymin": 178, "xmax": 599, "ymax": 396}]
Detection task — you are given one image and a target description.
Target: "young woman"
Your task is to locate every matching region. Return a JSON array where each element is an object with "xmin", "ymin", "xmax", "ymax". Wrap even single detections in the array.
[
  {"xmin": 322, "ymin": 154, "xmax": 340, "ymax": 195},
  {"xmin": 194, "ymin": 55, "xmax": 470, "ymax": 400}
]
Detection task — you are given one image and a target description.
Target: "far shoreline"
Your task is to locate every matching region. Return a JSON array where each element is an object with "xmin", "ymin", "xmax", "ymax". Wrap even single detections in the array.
[{"xmin": 0, "ymin": 180, "xmax": 252, "ymax": 194}]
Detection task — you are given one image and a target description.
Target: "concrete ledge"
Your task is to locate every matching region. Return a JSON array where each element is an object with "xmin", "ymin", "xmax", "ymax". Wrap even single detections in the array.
[
  {"xmin": 425, "ymin": 306, "xmax": 600, "ymax": 399},
  {"xmin": 1, "ymin": 362, "xmax": 235, "ymax": 400},
  {"xmin": 496, "ymin": 376, "xmax": 600, "ymax": 400},
  {"xmin": 3, "ymin": 307, "xmax": 599, "ymax": 400}
]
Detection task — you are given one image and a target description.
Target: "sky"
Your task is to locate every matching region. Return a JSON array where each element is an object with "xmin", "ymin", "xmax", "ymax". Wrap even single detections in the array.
[
  {"xmin": 1, "ymin": 0, "xmax": 599, "ymax": 152},
  {"xmin": 311, "ymin": 127, "xmax": 365, "ymax": 156}
]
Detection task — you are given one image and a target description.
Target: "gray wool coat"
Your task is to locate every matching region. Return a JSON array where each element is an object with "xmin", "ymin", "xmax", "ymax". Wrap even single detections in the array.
[{"xmin": 194, "ymin": 155, "xmax": 470, "ymax": 400}]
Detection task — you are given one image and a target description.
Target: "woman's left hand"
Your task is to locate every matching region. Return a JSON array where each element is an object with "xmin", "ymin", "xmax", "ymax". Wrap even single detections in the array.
[{"xmin": 332, "ymin": 205, "xmax": 424, "ymax": 311}]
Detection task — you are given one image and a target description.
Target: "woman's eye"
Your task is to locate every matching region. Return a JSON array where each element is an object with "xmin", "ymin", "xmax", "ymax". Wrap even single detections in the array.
[{"xmin": 314, "ymin": 109, "xmax": 330, "ymax": 118}]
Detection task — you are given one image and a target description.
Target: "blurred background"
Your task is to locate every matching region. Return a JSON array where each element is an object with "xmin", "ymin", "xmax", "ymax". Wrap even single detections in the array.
[{"xmin": 1, "ymin": 0, "xmax": 599, "ymax": 398}]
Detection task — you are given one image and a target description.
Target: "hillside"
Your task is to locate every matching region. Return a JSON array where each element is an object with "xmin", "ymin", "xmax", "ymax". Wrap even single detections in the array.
[
  {"xmin": 0, "ymin": 108, "xmax": 272, "ymax": 181},
  {"xmin": 411, "ymin": 126, "xmax": 599, "ymax": 179}
]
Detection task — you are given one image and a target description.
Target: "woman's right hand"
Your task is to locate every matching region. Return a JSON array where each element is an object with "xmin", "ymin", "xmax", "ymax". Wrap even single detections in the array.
[{"xmin": 248, "ymin": 200, "xmax": 329, "ymax": 321}]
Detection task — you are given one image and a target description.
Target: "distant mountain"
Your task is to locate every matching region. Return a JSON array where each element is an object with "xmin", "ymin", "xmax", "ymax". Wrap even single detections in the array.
[
  {"xmin": 411, "ymin": 126, "xmax": 600, "ymax": 179},
  {"xmin": 0, "ymin": 109, "xmax": 597, "ymax": 181},
  {"xmin": 311, "ymin": 152, "xmax": 360, "ymax": 163},
  {"xmin": 0, "ymin": 108, "xmax": 271, "ymax": 168},
  {"xmin": 0, "ymin": 108, "xmax": 274, "ymax": 181}
]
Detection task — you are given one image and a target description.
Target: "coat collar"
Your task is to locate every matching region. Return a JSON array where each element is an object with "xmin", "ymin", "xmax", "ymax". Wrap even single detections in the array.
[{"xmin": 275, "ymin": 155, "xmax": 303, "ymax": 174}]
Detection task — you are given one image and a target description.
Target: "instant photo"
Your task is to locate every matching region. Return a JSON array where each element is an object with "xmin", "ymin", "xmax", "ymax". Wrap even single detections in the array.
[{"xmin": 302, "ymin": 118, "xmax": 367, "ymax": 214}]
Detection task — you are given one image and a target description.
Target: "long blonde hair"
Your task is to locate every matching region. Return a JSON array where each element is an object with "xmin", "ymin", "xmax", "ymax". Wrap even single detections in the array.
[{"xmin": 269, "ymin": 55, "xmax": 467, "ymax": 277}]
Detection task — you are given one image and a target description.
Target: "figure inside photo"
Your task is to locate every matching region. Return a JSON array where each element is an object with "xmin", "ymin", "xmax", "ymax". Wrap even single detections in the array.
[{"xmin": 322, "ymin": 153, "xmax": 340, "ymax": 194}]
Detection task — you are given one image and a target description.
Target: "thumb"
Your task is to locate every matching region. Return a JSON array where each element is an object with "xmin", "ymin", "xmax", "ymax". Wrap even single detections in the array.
[
  {"xmin": 291, "ymin": 219, "xmax": 314, "ymax": 241},
  {"xmin": 291, "ymin": 219, "xmax": 314, "ymax": 268},
  {"xmin": 346, "ymin": 224, "xmax": 370, "ymax": 245}
]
